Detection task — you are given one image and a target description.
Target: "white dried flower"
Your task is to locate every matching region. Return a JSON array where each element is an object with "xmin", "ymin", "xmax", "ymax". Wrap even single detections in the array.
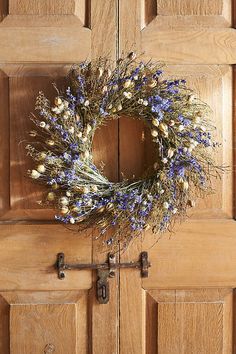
[
  {"xmin": 37, "ymin": 165, "xmax": 45, "ymax": 173},
  {"xmin": 138, "ymin": 98, "xmax": 143, "ymax": 104},
  {"xmin": 167, "ymin": 148, "xmax": 174, "ymax": 158},
  {"xmin": 106, "ymin": 69, "xmax": 112, "ymax": 78},
  {"xmin": 84, "ymin": 100, "xmax": 90, "ymax": 107},
  {"xmin": 102, "ymin": 86, "xmax": 108, "ymax": 94},
  {"xmin": 162, "ymin": 158, "xmax": 168, "ymax": 164},
  {"xmin": 86, "ymin": 124, "xmax": 92, "ymax": 134},
  {"xmin": 38, "ymin": 152, "xmax": 47, "ymax": 160},
  {"xmin": 178, "ymin": 124, "xmax": 184, "ymax": 132},
  {"xmin": 148, "ymin": 79, "xmax": 157, "ymax": 88},
  {"xmin": 143, "ymin": 100, "xmax": 148, "ymax": 106},
  {"xmin": 123, "ymin": 91, "xmax": 132, "ymax": 99},
  {"xmin": 47, "ymin": 192, "xmax": 55, "ymax": 201},
  {"xmin": 69, "ymin": 217, "xmax": 75, "ymax": 224},
  {"xmin": 63, "ymin": 111, "xmax": 70, "ymax": 119},
  {"xmin": 39, "ymin": 121, "xmax": 46, "ymax": 128},
  {"xmin": 117, "ymin": 104, "xmax": 122, "ymax": 111},
  {"xmin": 31, "ymin": 170, "xmax": 40, "ymax": 179},
  {"xmin": 124, "ymin": 79, "xmax": 131, "ymax": 88},
  {"xmin": 97, "ymin": 67, "xmax": 103, "ymax": 78},
  {"xmin": 55, "ymin": 97, "xmax": 62, "ymax": 106},
  {"xmin": 159, "ymin": 123, "xmax": 168, "ymax": 132},
  {"xmin": 68, "ymin": 126, "xmax": 74, "ymax": 134},
  {"xmin": 172, "ymin": 208, "xmax": 178, "ymax": 214},
  {"xmin": 82, "ymin": 186, "xmax": 89, "ymax": 194},
  {"xmin": 59, "ymin": 197, "xmax": 69, "ymax": 205},
  {"xmin": 188, "ymin": 94, "xmax": 196, "ymax": 103},
  {"xmin": 163, "ymin": 202, "xmax": 169, "ymax": 209},
  {"xmin": 84, "ymin": 150, "xmax": 90, "ymax": 159},
  {"xmin": 91, "ymin": 185, "xmax": 98, "ymax": 192},
  {"xmin": 51, "ymin": 106, "xmax": 63, "ymax": 114},
  {"xmin": 46, "ymin": 140, "xmax": 54, "ymax": 146},
  {"xmin": 182, "ymin": 181, "xmax": 189, "ymax": 190},
  {"xmin": 200, "ymin": 125, "xmax": 206, "ymax": 132},
  {"xmin": 151, "ymin": 129, "xmax": 158, "ymax": 137},
  {"xmin": 152, "ymin": 119, "xmax": 159, "ymax": 127}
]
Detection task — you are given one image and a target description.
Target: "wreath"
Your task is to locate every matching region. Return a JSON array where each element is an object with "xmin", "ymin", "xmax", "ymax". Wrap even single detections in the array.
[{"xmin": 26, "ymin": 52, "xmax": 222, "ymax": 250}]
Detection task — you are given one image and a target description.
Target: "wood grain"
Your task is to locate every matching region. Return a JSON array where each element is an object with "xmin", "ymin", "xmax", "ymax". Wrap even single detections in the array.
[
  {"xmin": 143, "ymin": 220, "xmax": 236, "ymax": 288},
  {"xmin": 10, "ymin": 303, "xmax": 77, "ymax": 354},
  {"xmin": 159, "ymin": 303, "xmax": 223, "ymax": 353},
  {"xmin": 148, "ymin": 289, "xmax": 232, "ymax": 353},
  {"xmin": 9, "ymin": 0, "xmax": 77, "ymax": 15},
  {"xmin": 142, "ymin": 28, "xmax": 236, "ymax": 64},
  {"xmin": 0, "ymin": 27, "xmax": 91, "ymax": 63},
  {"xmin": 142, "ymin": 0, "xmax": 231, "ymax": 28},
  {"xmin": 0, "ymin": 225, "xmax": 92, "ymax": 290},
  {"xmin": 119, "ymin": 117, "xmax": 156, "ymax": 180},
  {"xmin": 3, "ymin": 0, "xmax": 90, "ymax": 27},
  {"xmin": 5, "ymin": 291, "xmax": 88, "ymax": 353},
  {"xmin": 157, "ymin": 0, "xmax": 225, "ymax": 15}
]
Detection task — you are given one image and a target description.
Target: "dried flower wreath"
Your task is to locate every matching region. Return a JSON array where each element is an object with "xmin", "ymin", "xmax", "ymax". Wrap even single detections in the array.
[{"xmin": 26, "ymin": 52, "xmax": 222, "ymax": 250}]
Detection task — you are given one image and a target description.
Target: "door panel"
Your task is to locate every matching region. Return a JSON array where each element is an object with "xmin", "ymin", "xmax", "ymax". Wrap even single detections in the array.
[
  {"xmin": 119, "ymin": 0, "xmax": 236, "ymax": 353},
  {"xmin": 145, "ymin": 289, "xmax": 232, "ymax": 354},
  {"xmin": 0, "ymin": 225, "xmax": 91, "ymax": 290},
  {"xmin": 0, "ymin": 66, "xmax": 68, "ymax": 220},
  {"xmin": 6, "ymin": 291, "xmax": 88, "ymax": 354}
]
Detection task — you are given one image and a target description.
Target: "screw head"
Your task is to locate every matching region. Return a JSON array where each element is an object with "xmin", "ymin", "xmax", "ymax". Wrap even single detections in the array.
[{"xmin": 59, "ymin": 272, "xmax": 65, "ymax": 279}]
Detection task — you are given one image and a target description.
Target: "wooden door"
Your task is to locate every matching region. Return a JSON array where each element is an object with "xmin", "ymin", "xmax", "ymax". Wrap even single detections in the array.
[
  {"xmin": 0, "ymin": 1, "xmax": 119, "ymax": 353},
  {"xmin": 1, "ymin": 0, "xmax": 236, "ymax": 353},
  {"xmin": 119, "ymin": 0, "xmax": 236, "ymax": 353}
]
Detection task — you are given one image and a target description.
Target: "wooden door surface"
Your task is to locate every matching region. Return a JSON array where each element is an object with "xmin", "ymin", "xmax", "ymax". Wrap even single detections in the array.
[
  {"xmin": 0, "ymin": 0, "xmax": 236, "ymax": 353},
  {"xmin": 119, "ymin": 0, "xmax": 236, "ymax": 353}
]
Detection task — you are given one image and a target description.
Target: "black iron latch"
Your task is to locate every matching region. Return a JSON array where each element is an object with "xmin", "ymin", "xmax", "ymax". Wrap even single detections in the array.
[{"xmin": 56, "ymin": 252, "xmax": 151, "ymax": 304}]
